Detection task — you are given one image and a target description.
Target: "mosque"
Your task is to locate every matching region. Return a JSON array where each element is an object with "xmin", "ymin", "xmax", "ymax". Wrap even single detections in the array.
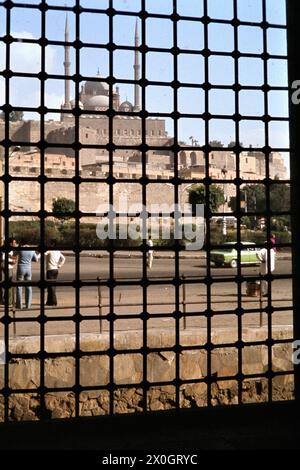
[
  {"xmin": 61, "ymin": 17, "xmax": 141, "ymax": 115},
  {"xmin": 56, "ymin": 16, "xmax": 170, "ymax": 158}
]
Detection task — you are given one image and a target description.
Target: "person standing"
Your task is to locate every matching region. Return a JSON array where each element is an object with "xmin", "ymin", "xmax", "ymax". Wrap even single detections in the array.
[
  {"xmin": 45, "ymin": 247, "xmax": 65, "ymax": 306},
  {"xmin": 146, "ymin": 236, "xmax": 154, "ymax": 269},
  {"xmin": 16, "ymin": 242, "xmax": 40, "ymax": 310},
  {"xmin": 256, "ymin": 242, "xmax": 276, "ymax": 296},
  {"xmin": 2, "ymin": 237, "xmax": 18, "ymax": 305},
  {"xmin": 270, "ymin": 233, "xmax": 277, "ymax": 253}
]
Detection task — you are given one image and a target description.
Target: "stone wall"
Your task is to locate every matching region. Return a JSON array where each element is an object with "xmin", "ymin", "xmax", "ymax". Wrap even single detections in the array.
[
  {"xmin": 0, "ymin": 326, "xmax": 294, "ymax": 421},
  {"xmin": 8, "ymin": 179, "xmax": 175, "ymax": 213}
]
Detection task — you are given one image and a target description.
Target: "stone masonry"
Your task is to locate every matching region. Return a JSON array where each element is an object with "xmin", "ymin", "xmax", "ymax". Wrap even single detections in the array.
[{"xmin": 0, "ymin": 326, "xmax": 294, "ymax": 421}]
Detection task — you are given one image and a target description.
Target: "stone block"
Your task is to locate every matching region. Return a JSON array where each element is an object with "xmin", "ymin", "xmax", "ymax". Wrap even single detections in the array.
[
  {"xmin": 114, "ymin": 354, "xmax": 143, "ymax": 385},
  {"xmin": 211, "ymin": 348, "xmax": 238, "ymax": 377},
  {"xmin": 80, "ymin": 355, "xmax": 109, "ymax": 386},
  {"xmin": 10, "ymin": 404, "xmax": 24, "ymax": 421},
  {"xmin": 181, "ymin": 382, "xmax": 207, "ymax": 407},
  {"xmin": 22, "ymin": 410, "xmax": 39, "ymax": 421},
  {"xmin": 242, "ymin": 346, "xmax": 268, "ymax": 375},
  {"xmin": 45, "ymin": 358, "xmax": 75, "ymax": 388},
  {"xmin": 147, "ymin": 352, "xmax": 175, "ymax": 383},
  {"xmin": 180, "ymin": 350, "xmax": 206, "ymax": 380},
  {"xmin": 9, "ymin": 360, "xmax": 40, "ymax": 389},
  {"xmin": 97, "ymin": 391, "xmax": 110, "ymax": 412}
]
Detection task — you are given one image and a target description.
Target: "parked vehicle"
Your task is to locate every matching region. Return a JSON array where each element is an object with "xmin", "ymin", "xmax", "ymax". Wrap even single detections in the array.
[{"xmin": 210, "ymin": 242, "xmax": 261, "ymax": 268}]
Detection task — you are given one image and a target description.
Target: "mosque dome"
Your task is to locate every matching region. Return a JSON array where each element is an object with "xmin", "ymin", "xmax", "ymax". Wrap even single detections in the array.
[
  {"xmin": 84, "ymin": 73, "xmax": 109, "ymax": 96},
  {"xmin": 70, "ymin": 99, "xmax": 84, "ymax": 109},
  {"xmin": 119, "ymin": 100, "xmax": 133, "ymax": 112},
  {"xmin": 85, "ymin": 95, "xmax": 109, "ymax": 109}
]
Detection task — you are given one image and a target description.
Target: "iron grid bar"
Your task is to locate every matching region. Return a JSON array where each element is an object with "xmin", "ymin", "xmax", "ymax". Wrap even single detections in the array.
[{"xmin": 0, "ymin": 0, "xmax": 295, "ymax": 423}]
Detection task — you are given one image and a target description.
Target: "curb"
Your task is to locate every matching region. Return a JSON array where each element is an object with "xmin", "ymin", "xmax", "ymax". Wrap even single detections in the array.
[{"xmin": 64, "ymin": 252, "xmax": 291, "ymax": 261}]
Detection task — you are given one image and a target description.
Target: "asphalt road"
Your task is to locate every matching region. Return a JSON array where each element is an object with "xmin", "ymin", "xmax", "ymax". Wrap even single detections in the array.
[
  {"xmin": 30, "ymin": 256, "xmax": 292, "ymax": 282},
  {"xmin": 1, "ymin": 256, "xmax": 292, "ymax": 336}
]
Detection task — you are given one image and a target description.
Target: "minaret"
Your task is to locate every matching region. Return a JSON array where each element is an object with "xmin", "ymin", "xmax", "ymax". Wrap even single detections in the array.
[
  {"xmin": 64, "ymin": 15, "xmax": 71, "ymax": 109},
  {"xmin": 133, "ymin": 20, "xmax": 140, "ymax": 112}
]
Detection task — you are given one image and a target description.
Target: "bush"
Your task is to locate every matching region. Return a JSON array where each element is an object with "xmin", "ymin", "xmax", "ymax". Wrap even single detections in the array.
[
  {"xmin": 10, "ymin": 221, "xmax": 290, "ymax": 252},
  {"xmin": 203, "ymin": 228, "xmax": 291, "ymax": 251}
]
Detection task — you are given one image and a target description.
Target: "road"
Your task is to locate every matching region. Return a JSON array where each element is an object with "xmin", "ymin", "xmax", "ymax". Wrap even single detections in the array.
[
  {"xmin": 0, "ymin": 256, "xmax": 293, "ymax": 337},
  {"xmin": 33, "ymin": 255, "xmax": 293, "ymax": 281}
]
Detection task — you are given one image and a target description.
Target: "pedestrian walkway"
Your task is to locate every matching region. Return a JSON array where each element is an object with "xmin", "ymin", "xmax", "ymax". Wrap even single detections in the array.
[{"xmin": 1, "ymin": 280, "xmax": 292, "ymax": 337}]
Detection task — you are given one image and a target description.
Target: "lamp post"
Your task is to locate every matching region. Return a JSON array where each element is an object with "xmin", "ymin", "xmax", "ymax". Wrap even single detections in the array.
[
  {"xmin": 163, "ymin": 182, "xmax": 194, "ymax": 237},
  {"xmin": 221, "ymin": 166, "xmax": 228, "ymax": 236}
]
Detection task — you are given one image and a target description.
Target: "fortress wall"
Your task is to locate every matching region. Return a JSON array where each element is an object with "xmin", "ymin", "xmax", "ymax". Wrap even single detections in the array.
[{"xmin": 8, "ymin": 176, "xmax": 176, "ymax": 213}]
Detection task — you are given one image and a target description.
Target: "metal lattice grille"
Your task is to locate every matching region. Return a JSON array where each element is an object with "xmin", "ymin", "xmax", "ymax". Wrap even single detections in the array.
[{"xmin": 0, "ymin": 0, "xmax": 296, "ymax": 422}]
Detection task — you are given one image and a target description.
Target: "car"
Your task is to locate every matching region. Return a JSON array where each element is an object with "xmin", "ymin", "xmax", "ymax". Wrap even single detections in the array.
[{"xmin": 210, "ymin": 242, "xmax": 261, "ymax": 268}]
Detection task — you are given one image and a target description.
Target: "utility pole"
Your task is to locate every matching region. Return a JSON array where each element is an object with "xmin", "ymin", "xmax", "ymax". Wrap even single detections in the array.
[{"xmin": 221, "ymin": 166, "xmax": 228, "ymax": 236}]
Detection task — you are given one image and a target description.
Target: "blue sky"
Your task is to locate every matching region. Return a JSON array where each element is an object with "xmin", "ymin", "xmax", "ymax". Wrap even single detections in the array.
[{"xmin": 0, "ymin": 0, "xmax": 289, "ymax": 170}]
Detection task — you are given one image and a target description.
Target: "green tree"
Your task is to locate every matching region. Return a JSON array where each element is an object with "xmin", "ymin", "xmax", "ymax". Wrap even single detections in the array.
[
  {"xmin": 228, "ymin": 141, "xmax": 243, "ymax": 148},
  {"xmin": 229, "ymin": 183, "xmax": 290, "ymax": 215},
  {"xmin": 270, "ymin": 183, "xmax": 291, "ymax": 230},
  {"xmin": 52, "ymin": 197, "xmax": 75, "ymax": 222},
  {"xmin": 188, "ymin": 183, "xmax": 225, "ymax": 214},
  {"xmin": 270, "ymin": 183, "xmax": 290, "ymax": 212},
  {"xmin": 209, "ymin": 140, "xmax": 224, "ymax": 148},
  {"xmin": 229, "ymin": 184, "xmax": 266, "ymax": 213}
]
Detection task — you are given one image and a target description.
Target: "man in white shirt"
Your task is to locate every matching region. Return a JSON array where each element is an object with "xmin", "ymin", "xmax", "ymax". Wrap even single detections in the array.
[
  {"xmin": 256, "ymin": 245, "xmax": 276, "ymax": 296},
  {"xmin": 146, "ymin": 237, "xmax": 154, "ymax": 269},
  {"xmin": 45, "ymin": 247, "xmax": 66, "ymax": 306}
]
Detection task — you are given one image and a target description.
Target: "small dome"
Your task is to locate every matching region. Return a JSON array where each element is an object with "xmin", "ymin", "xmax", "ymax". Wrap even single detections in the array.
[
  {"xmin": 119, "ymin": 100, "xmax": 133, "ymax": 112},
  {"xmin": 85, "ymin": 95, "xmax": 109, "ymax": 109},
  {"xmin": 70, "ymin": 99, "xmax": 84, "ymax": 109}
]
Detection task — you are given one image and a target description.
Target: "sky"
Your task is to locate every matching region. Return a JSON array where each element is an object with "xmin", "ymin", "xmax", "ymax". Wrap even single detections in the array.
[{"xmin": 0, "ymin": 0, "xmax": 290, "ymax": 170}]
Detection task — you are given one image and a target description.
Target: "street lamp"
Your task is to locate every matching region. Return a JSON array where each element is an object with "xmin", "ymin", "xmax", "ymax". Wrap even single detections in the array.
[
  {"xmin": 163, "ymin": 182, "xmax": 195, "ymax": 241},
  {"xmin": 221, "ymin": 166, "xmax": 228, "ymax": 236}
]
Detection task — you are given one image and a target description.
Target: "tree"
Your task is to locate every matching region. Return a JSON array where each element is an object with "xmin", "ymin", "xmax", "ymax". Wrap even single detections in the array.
[
  {"xmin": 270, "ymin": 183, "xmax": 291, "ymax": 231},
  {"xmin": 270, "ymin": 183, "xmax": 290, "ymax": 212},
  {"xmin": 52, "ymin": 197, "xmax": 75, "ymax": 222},
  {"xmin": 209, "ymin": 140, "xmax": 223, "ymax": 148},
  {"xmin": 228, "ymin": 184, "xmax": 266, "ymax": 213},
  {"xmin": 228, "ymin": 141, "xmax": 243, "ymax": 148},
  {"xmin": 229, "ymin": 183, "xmax": 290, "ymax": 214},
  {"xmin": 188, "ymin": 183, "xmax": 225, "ymax": 214}
]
